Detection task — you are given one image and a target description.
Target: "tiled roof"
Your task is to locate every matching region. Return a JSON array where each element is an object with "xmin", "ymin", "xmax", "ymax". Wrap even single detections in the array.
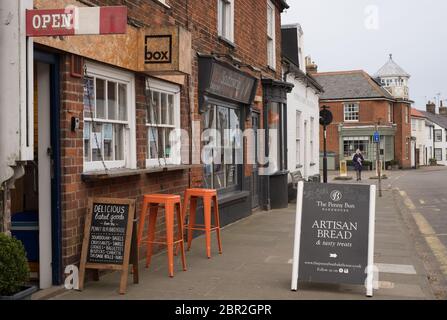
[
  {"xmin": 419, "ymin": 111, "xmax": 447, "ymax": 129},
  {"xmin": 374, "ymin": 56, "xmax": 410, "ymax": 78},
  {"xmin": 312, "ymin": 70, "xmax": 394, "ymax": 100},
  {"xmin": 411, "ymin": 108, "xmax": 425, "ymax": 118}
]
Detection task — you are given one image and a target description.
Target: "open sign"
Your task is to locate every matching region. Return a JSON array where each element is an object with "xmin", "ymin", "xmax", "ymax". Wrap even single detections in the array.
[{"xmin": 26, "ymin": 6, "xmax": 127, "ymax": 37}]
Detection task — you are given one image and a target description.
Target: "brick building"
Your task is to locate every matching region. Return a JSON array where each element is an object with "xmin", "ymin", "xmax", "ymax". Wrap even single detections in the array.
[
  {"xmin": 2, "ymin": 0, "xmax": 291, "ymax": 289},
  {"xmin": 313, "ymin": 56, "xmax": 412, "ymax": 170}
]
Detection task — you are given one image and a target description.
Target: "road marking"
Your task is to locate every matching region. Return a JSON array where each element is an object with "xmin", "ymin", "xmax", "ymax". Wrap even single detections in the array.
[
  {"xmin": 376, "ymin": 263, "xmax": 417, "ymax": 275},
  {"xmin": 378, "ymin": 281, "xmax": 395, "ymax": 289},
  {"xmin": 419, "ymin": 199, "xmax": 425, "ymax": 205},
  {"xmin": 399, "ymin": 190, "xmax": 447, "ymax": 275}
]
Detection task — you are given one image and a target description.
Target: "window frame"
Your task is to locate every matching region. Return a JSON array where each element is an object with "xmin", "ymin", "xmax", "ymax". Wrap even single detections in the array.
[
  {"xmin": 266, "ymin": 0, "xmax": 276, "ymax": 70},
  {"xmin": 202, "ymin": 101, "xmax": 243, "ymax": 193},
  {"xmin": 388, "ymin": 103, "xmax": 393, "ymax": 123},
  {"xmin": 295, "ymin": 111, "xmax": 301, "ymax": 168},
  {"xmin": 435, "ymin": 148, "xmax": 443, "ymax": 161},
  {"xmin": 217, "ymin": 0, "xmax": 234, "ymax": 43},
  {"xmin": 83, "ymin": 62, "xmax": 136, "ymax": 173},
  {"xmin": 343, "ymin": 103, "xmax": 360, "ymax": 122},
  {"xmin": 434, "ymin": 129, "xmax": 443, "ymax": 143},
  {"xmin": 145, "ymin": 78, "xmax": 181, "ymax": 168}
]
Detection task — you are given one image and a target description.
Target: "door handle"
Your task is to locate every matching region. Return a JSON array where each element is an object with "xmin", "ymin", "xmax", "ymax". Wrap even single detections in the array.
[{"xmin": 47, "ymin": 147, "xmax": 53, "ymax": 158}]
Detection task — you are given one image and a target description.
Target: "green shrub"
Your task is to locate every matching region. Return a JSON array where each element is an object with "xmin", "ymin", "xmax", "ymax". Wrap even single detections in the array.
[{"xmin": 0, "ymin": 233, "xmax": 30, "ymax": 296}]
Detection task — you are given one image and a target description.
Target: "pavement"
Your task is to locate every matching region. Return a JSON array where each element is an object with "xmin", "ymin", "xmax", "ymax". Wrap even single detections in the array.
[{"xmin": 45, "ymin": 169, "xmax": 443, "ymax": 300}]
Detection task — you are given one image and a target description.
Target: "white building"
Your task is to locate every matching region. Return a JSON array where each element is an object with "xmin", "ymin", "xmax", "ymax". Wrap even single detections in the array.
[
  {"xmin": 281, "ymin": 24, "xmax": 323, "ymax": 183},
  {"xmin": 420, "ymin": 102, "xmax": 447, "ymax": 166},
  {"xmin": 411, "ymin": 108, "xmax": 434, "ymax": 167}
]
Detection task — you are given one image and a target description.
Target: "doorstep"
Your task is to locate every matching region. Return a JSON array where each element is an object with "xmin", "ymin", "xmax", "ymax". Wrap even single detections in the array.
[{"xmin": 31, "ymin": 285, "xmax": 66, "ymax": 300}]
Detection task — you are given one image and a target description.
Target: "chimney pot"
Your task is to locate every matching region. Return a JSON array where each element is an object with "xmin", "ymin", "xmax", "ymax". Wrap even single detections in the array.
[{"xmin": 427, "ymin": 101, "xmax": 436, "ymax": 114}]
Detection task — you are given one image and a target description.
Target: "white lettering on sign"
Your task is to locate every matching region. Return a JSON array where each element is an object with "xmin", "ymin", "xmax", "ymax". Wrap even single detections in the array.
[{"xmin": 32, "ymin": 13, "xmax": 73, "ymax": 30}]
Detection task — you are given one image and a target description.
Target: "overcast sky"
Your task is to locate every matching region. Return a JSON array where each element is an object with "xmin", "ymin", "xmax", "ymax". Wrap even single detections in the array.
[{"xmin": 282, "ymin": 0, "xmax": 447, "ymax": 110}]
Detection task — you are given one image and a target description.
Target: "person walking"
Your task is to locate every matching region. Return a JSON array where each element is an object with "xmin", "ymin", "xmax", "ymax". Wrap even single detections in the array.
[{"xmin": 353, "ymin": 149, "xmax": 364, "ymax": 181}]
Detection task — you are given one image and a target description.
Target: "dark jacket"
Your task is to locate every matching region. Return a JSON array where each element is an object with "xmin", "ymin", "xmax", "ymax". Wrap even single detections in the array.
[{"xmin": 353, "ymin": 153, "xmax": 364, "ymax": 171}]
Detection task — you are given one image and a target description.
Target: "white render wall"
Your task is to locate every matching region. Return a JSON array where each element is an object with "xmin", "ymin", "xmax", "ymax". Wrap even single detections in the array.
[
  {"xmin": 411, "ymin": 117, "xmax": 430, "ymax": 166},
  {"xmin": 285, "ymin": 73, "xmax": 320, "ymax": 180},
  {"xmin": 431, "ymin": 122, "xmax": 447, "ymax": 166}
]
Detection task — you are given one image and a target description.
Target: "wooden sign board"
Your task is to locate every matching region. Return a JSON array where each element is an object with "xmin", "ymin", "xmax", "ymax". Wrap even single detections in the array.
[
  {"xmin": 291, "ymin": 182, "xmax": 376, "ymax": 297},
  {"xmin": 79, "ymin": 198, "xmax": 139, "ymax": 294}
]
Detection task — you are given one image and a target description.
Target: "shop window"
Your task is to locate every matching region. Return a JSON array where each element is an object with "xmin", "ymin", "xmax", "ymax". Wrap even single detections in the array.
[
  {"xmin": 267, "ymin": 0, "xmax": 276, "ymax": 69},
  {"xmin": 435, "ymin": 148, "xmax": 443, "ymax": 161},
  {"xmin": 202, "ymin": 104, "xmax": 242, "ymax": 191},
  {"xmin": 434, "ymin": 129, "xmax": 443, "ymax": 142},
  {"xmin": 145, "ymin": 78, "xmax": 181, "ymax": 167},
  {"xmin": 343, "ymin": 137, "xmax": 369, "ymax": 159},
  {"xmin": 268, "ymin": 102, "xmax": 281, "ymax": 172},
  {"xmin": 344, "ymin": 103, "xmax": 359, "ymax": 122},
  {"xmin": 218, "ymin": 0, "xmax": 234, "ymax": 43},
  {"xmin": 83, "ymin": 62, "xmax": 136, "ymax": 172}
]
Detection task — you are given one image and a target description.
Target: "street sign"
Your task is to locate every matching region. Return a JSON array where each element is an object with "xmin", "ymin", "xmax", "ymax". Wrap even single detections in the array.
[
  {"xmin": 79, "ymin": 198, "xmax": 138, "ymax": 295},
  {"xmin": 319, "ymin": 109, "xmax": 333, "ymax": 126},
  {"xmin": 291, "ymin": 182, "xmax": 376, "ymax": 296},
  {"xmin": 373, "ymin": 131, "xmax": 380, "ymax": 143},
  {"xmin": 26, "ymin": 6, "xmax": 127, "ymax": 37}
]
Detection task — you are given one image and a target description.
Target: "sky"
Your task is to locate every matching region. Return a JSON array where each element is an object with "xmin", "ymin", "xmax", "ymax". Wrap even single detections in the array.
[{"xmin": 282, "ymin": 0, "xmax": 447, "ymax": 110}]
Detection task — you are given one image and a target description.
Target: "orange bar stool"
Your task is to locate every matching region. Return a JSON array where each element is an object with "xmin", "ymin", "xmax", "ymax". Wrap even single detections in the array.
[
  {"xmin": 182, "ymin": 188, "xmax": 222, "ymax": 259},
  {"xmin": 137, "ymin": 194, "xmax": 186, "ymax": 277}
]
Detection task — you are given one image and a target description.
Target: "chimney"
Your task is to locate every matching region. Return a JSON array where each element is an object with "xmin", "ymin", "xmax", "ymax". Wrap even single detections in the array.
[
  {"xmin": 306, "ymin": 56, "xmax": 318, "ymax": 74},
  {"xmin": 426, "ymin": 101, "xmax": 436, "ymax": 114},
  {"xmin": 439, "ymin": 101, "xmax": 447, "ymax": 116}
]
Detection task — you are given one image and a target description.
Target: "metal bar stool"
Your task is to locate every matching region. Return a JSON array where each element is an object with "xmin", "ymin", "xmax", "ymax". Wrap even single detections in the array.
[
  {"xmin": 137, "ymin": 194, "xmax": 187, "ymax": 277},
  {"xmin": 182, "ymin": 188, "xmax": 222, "ymax": 259}
]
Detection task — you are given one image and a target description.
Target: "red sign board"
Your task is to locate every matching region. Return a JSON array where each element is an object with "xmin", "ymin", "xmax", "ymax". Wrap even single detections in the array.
[{"xmin": 26, "ymin": 6, "xmax": 127, "ymax": 37}]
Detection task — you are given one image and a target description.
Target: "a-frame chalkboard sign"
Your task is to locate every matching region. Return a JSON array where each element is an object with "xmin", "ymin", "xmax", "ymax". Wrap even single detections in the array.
[{"xmin": 79, "ymin": 198, "xmax": 139, "ymax": 294}]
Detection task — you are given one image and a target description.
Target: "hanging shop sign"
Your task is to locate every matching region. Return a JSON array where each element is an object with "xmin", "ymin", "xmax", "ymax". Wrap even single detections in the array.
[
  {"xmin": 79, "ymin": 198, "xmax": 139, "ymax": 295},
  {"xmin": 140, "ymin": 26, "xmax": 192, "ymax": 75},
  {"xmin": 291, "ymin": 182, "xmax": 376, "ymax": 297},
  {"xmin": 26, "ymin": 6, "xmax": 127, "ymax": 37}
]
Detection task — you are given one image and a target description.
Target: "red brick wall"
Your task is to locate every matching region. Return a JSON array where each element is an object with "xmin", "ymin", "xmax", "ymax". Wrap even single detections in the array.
[
  {"xmin": 319, "ymin": 99, "xmax": 408, "ymax": 164},
  {"xmin": 58, "ymin": 0, "xmax": 285, "ymax": 269},
  {"xmin": 394, "ymin": 101, "xmax": 412, "ymax": 169}
]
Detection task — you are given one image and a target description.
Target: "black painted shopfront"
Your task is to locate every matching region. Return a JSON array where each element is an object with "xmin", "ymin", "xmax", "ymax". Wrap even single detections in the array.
[
  {"xmin": 198, "ymin": 55, "xmax": 258, "ymax": 224},
  {"xmin": 261, "ymin": 78, "xmax": 293, "ymax": 210}
]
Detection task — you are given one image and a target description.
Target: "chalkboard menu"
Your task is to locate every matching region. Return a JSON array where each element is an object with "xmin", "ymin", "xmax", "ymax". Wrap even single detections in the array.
[
  {"xmin": 291, "ymin": 182, "xmax": 376, "ymax": 297},
  {"xmin": 87, "ymin": 202, "xmax": 130, "ymax": 264},
  {"xmin": 79, "ymin": 198, "xmax": 138, "ymax": 295}
]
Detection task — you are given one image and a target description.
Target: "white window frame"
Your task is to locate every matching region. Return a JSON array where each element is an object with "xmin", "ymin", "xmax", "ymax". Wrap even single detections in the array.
[
  {"xmin": 405, "ymin": 106, "xmax": 410, "ymax": 124},
  {"xmin": 344, "ymin": 103, "xmax": 360, "ymax": 122},
  {"xmin": 388, "ymin": 103, "xmax": 393, "ymax": 123},
  {"xmin": 434, "ymin": 129, "xmax": 443, "ymax": 143},
  {"xmin": 83, "ymin": 62, "xmax": 136, "ymax": 173},
  {"xmin": 267, "ymin": 0, "xmax": 276, "ymax": 69},
  {"xmin": 310, "ymin": 117, "xmax": 315, "ymax": 163},
  {"xmin": 296, "ymin": 111, "xmax": 301, "ymax": 167},
  {"xmin": 145, "ymin": 78, "xmax": 181, "ymax": 168},
  {"xmin": 217, "ymin": 0, "xmax": 234, "ymax": 43}
]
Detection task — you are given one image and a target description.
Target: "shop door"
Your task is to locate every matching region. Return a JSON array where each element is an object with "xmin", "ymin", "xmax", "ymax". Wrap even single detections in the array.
[
  {"xmin": 251, "ymin": 113, "xmax": 260, "ymax": 209},
  {"xmin": 36, "ymin": 62, "xmax": 53, "ymax": 289},
  {"xmin": 35, "ymin": 51, "xmax": 62, "ymax": 287}
]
